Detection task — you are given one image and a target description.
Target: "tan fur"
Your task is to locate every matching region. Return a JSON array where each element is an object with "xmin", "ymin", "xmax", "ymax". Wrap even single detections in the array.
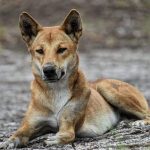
[{"xmin": 0, "ymin": 9, "xmax": 149, "ymax": 148}]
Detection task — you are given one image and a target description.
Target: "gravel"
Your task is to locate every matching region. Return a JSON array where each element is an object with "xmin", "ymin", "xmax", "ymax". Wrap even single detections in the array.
[{"xmin": 0, "ymin": 48, "xmax": 150, "ymax": 149}]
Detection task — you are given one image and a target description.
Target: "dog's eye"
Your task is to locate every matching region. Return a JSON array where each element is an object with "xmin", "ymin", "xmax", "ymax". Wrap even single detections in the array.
[
  {"xmin": 57, "ymin": 48, "xmax": 67, "ymax": 54},
  {"xmin": 36, "ymin": 49, "xmax": 44, "ymax": 55}
]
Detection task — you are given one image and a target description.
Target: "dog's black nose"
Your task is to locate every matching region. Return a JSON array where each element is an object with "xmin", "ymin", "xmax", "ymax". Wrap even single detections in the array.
[{"xmin": 43, "ymin": 64, "xmax": 57, "ymax": 79}]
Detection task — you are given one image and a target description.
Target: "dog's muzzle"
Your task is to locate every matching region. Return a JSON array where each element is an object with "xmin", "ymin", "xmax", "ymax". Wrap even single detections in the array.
[{"xmin": 42, "ymin": 63, "xmax": 65, "ymax": 82}]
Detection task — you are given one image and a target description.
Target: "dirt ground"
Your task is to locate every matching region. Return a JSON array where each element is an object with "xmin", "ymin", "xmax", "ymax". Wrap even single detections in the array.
[
  {"xmin": 0, "ymin": 0, "xmax": 150, "ymax": 149},
  {"xmin": 0, "ymin": 47, "xmax": 150, "ymax": 149}
]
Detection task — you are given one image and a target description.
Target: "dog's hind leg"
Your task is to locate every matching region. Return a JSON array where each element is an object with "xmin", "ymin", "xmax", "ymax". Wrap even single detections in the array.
[{"xmin": 95, "ymin": 79, "xmax": 150, "ymax": 126}]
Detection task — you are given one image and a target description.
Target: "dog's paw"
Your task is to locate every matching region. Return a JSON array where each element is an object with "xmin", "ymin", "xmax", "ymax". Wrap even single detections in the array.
[
  {"xmin": 132, "ymin": 120, "xmax": 148, "ymax": 127},
  {"xmin": 44, "ymin": 135, "xmax": 60, "ymax": 146},
  {"xmin": 0, "ymin": 138, "xmax": 20, "ymax": 149}
]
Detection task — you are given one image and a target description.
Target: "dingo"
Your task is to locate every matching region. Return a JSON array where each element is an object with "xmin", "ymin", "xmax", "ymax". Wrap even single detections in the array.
[{"xmin": 0, "ymin": 9, "xmax": 150, "ymax": 148}]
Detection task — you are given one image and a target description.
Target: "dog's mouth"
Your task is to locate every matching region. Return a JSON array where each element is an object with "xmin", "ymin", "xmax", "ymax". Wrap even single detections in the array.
[{"xmin": 43, "ymin": 70, "xmax": 65, "ymax": 83}]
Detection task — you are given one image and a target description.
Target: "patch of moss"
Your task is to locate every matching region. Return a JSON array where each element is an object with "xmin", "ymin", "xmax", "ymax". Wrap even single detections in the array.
[
  {"xmin": 0, "ymin": 25, "xmax": 6, "ymax": 38},
  {"xmin": 142, "ymin": 0, "xmax": 150, "ymax": 8},
  {"xmin": 116, "ymin": 0, "xmax": 131, "ymax": 7},
  {"xmin": 141, "ymin": 16, "xmax": 150, "ymax": 36}
]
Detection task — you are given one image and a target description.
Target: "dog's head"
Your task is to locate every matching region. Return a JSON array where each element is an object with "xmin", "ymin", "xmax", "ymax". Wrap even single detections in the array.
[{"xmin": 19, "ymin": 9, "xmax": 82, "ymax": 83}]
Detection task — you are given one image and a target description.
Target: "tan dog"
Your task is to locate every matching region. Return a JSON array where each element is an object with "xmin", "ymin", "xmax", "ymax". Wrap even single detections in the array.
[{"xmin": 0, "ymin": 9, "xmax": 150, "ymax": 149}]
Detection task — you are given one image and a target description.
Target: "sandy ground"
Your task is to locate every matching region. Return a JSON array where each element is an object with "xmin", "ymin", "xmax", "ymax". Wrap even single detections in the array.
[{"xmin": 0, "ymin": 48, "xmax": 150, "ymax": 149}]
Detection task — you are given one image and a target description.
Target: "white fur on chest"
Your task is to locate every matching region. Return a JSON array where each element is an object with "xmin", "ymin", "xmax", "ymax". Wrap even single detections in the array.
[
  {"xmin": 30, "ymin": 81, "xmax": 71, "ymax": 130},
  {"xmin": 46, "ymin": 81, "xmax": 71, "ymax": 128},
  {"xmin": 52, "ymin": 87, "xmax": 70, "ymax": 116}
]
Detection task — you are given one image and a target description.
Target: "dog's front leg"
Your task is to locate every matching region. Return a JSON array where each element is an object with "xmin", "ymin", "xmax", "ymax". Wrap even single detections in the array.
[
  {"xmin": 44, "ymin": 105, "xmax": 82, "ymax": 146},
  {"xmin": 0, "ymin": 102, "xmax": 49, "ymax": 149},
  {"xmin": 44, "ymin": 119, "xmax": 75, "ymax": 146},
  {"xmin": 44, "ymin": 88, "xmax": 91, "ymax": 146},
  {"xmin": 0, "ymin": 122, "xmax": 33, "ymax": 149}
]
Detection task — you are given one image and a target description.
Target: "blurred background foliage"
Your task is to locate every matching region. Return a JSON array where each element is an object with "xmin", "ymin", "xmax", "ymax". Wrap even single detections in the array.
[{"xmin": 0, "ymin": 0, "xmax": 150, "ymax": 51}]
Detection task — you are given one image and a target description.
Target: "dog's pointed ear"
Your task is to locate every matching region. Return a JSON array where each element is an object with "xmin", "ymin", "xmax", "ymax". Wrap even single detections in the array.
[
  {"xmin": 61, "ymin": 9, "xmax": 82, "ymax": 42},
  {"xmin": 19, "ymin": 12, "xmax": 41, "ymax": 46}
]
